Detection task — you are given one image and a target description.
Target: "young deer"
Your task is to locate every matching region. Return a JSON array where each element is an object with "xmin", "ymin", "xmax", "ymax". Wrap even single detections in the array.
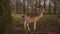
[{"xmin": 24, "ymin": 6, "xmax": 45, "ymax": 31}]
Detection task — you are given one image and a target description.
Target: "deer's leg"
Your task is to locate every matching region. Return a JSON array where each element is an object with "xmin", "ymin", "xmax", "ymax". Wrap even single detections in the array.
[
  {"xmin": 27, "ymin": 23, "xmax": 30, "ymax": 31},
  {"xmin": 34, "ymin": 22, "xmax": 36, "ymax": 30},
  {"xmin": 24, "ymin": 21, "xmax": 27, "ymax": 30}
]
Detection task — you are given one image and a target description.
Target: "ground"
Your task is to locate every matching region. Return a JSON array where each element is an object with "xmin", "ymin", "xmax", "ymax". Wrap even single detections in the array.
[{"xmin": 12, "ymin": 14, "xmax": 60, "ymax": 34}]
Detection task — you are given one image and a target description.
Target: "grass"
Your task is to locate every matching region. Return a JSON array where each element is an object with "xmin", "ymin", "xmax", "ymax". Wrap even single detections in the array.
[
  {"xmin": 39, "ymin": 15, "xmax": 57, "ymax": 21},
  {"xmin": 11, "ymin": 14, "xmax": 24, "ymax": 21},
  {"xmin": 11, "ymin": 14, "xmax": 57, "ymax": 22}
]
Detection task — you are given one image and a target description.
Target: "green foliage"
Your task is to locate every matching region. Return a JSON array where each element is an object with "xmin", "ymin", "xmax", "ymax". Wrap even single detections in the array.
[{"xmin": 12, "ymin": 14, "xmax": 24, "ymax": 21}]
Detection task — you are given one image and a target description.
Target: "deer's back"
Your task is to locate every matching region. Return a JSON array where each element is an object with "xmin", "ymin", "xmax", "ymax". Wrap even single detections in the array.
[{"xmin": 25, "ymin": 15, "xmax": 40, "ymax": 23}]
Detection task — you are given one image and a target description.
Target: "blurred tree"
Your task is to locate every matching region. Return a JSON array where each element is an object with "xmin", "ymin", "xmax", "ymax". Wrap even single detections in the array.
[
  {"xmin": 58, "ymin": 0, "xmax": 60, "ymax": 15},
  {"xmin": 54, "ymin": 0, "xmax": 57, "ymax": 14},
  {"xmin": 0, "ymin": 0, "xmax": 14, "ymax": 34}
]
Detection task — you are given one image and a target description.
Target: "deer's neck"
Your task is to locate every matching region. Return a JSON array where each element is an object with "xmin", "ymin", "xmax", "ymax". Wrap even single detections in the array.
[{"xmin": 39, "ymin": 12, "xmax": 43, "ymax": 19}]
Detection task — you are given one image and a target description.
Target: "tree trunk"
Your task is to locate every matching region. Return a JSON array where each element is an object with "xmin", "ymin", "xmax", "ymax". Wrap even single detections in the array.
[{"xmin": 0, "ymin": 0, "xmax": 14, "ymax": 34}]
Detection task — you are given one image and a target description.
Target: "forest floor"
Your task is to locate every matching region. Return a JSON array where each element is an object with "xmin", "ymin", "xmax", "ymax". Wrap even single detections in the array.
[{"xmin": 12, "ymin": 14, "xmax": 60, "ymax": 34}]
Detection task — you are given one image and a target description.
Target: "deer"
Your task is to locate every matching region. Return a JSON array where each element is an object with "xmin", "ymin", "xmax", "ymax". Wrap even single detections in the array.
[{"xmin": 24, "ymin": 5, "xmax": 46, "ymax": 31}]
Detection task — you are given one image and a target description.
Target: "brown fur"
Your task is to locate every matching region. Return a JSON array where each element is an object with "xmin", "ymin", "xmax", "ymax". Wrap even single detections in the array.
[{"xmin": 24, "ymin": 6, "xmax": 45, "ymax": 31}]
